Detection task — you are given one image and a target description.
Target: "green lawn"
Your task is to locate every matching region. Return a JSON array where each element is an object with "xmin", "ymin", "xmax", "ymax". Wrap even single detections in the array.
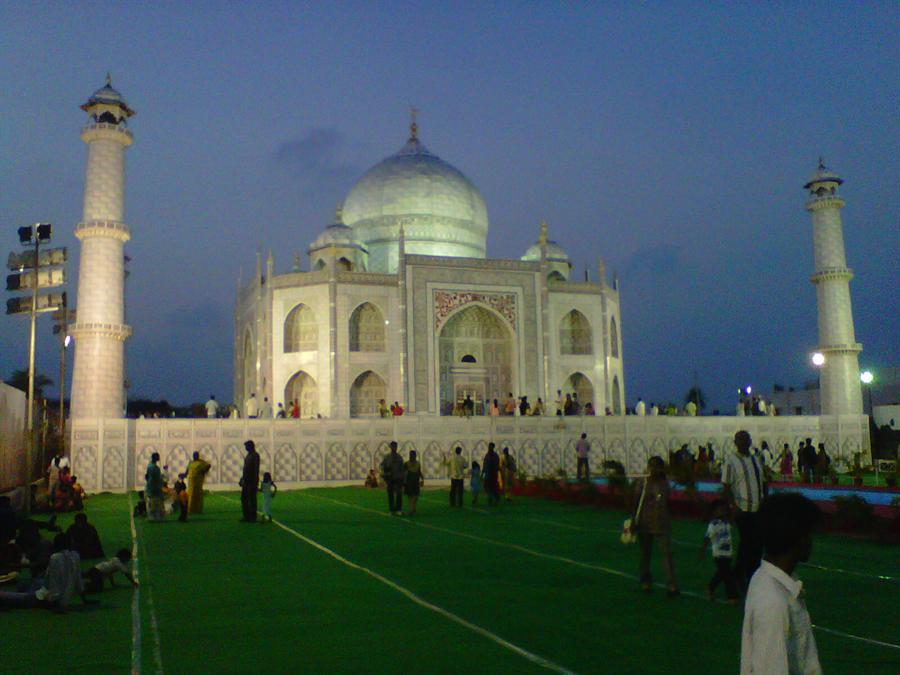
[{"xmin": 4, "ymin": 489, "xmax": 899, "ymax": 674}]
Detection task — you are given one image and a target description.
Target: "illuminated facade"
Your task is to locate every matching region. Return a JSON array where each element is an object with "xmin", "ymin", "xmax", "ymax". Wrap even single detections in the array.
[{"xmin": 234, "ymin": 122, "xmax": 626, "ymax": 417}]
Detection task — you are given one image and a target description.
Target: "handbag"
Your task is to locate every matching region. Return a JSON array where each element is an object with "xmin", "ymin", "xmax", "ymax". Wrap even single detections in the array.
[{"xmin": 621, "ymin": 479, "xmax": 647, "ymax": 545}]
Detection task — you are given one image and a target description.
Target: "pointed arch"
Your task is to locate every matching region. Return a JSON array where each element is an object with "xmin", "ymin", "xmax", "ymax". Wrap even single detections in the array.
[
  {"xmin": 349, "ymin": 302, "xmax": 385, "ymax": 352},
  {"xmin": 284, "ymin": 303, "xmax": 318, "ymax": 352},
  {"xmin": 284, "ymin": 370, "xmax": 318, "ymax": 418},
  {"xmin": 563, "ymin": 371, "xmax": 594, "ymax": 409},
  {"xmin": 612, "ymin": 375, "xmax": 622, "ymax": 415},
  {"xmin": 350, "ymin": 370, "xmax": 387, "ymax": 418},
  {"xmin": 610, "ymin": 317, "xmax": 619, "ymax": 358},
  {"xmin": 559, "ymin": 309, "xmax": 592, "ymax": 355}
]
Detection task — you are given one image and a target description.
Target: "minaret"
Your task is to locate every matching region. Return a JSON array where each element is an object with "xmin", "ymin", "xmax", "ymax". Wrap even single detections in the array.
[
  {"xmin": 805, "ymin": 159, "xmax": 863, "ymax": 415},
  {"xmin": 70, "ymin": 76, "xmax": 135, "ymax": 419}
]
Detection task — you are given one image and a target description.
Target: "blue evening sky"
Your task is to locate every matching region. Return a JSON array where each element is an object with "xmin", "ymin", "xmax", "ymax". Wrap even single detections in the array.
[{"xmin": 1, "ymin": 2, "xmax": 897, "ymax": 410}]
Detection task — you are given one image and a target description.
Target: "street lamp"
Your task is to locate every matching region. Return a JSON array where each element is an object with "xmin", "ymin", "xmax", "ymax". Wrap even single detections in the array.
[{"xmin": 860, "ymin": 370, "xmax": 874, "ymax": 416}]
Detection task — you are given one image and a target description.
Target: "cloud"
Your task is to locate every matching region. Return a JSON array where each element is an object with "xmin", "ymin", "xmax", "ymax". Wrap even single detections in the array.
[{"xmin": 272, "ymin": 127, "xmax": 365, "ymax": 195}]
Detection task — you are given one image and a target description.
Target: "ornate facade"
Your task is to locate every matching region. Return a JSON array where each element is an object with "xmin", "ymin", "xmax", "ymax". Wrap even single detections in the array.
[{"xmin": 234, "ymin": 123, "xmax": 626, "ymax": 417}]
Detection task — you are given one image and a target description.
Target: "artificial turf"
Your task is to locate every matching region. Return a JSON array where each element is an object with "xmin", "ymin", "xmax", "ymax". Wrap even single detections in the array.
[{"xmin": 3, "ymin": 488, "xmax": 899, "ymax": 674}]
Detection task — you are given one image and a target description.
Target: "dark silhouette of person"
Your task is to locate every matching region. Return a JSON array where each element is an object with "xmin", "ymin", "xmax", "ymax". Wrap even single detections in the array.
[
  {"xmin": 240, "ymin": 440, "xmax": 260, "ymax": 522},
  {"xmin": 66, "ymin": 513, "xmax": 104, "ymax": 559}
]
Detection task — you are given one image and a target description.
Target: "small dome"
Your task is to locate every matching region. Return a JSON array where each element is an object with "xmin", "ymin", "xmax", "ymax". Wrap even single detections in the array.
[
  {"xmin": 81, "ymin": 75, "xmax": 135, "ymax": 117},
  {"xmin": 342, "ymin": 125, "xmax": 488, "ymax": 273},
  {"xmin": 308, "ymin": 206, "xmax": 367, "ymax": 253},
  {"xmin": 804, "ymin": 159, "xmax": 842, "ymax": 189},
  {"xmin": 521, "ymin": 240, "xmax": 570, "ymax": 263}
]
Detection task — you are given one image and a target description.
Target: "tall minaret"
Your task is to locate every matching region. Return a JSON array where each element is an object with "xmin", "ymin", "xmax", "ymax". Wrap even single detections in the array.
[
  {"xmin": 70, "ymin": 76, "xmax": 135, "ymax": 419},
  {"xmin": 805, "ymin": 159, "xmax": 863, "ymax": 415}
]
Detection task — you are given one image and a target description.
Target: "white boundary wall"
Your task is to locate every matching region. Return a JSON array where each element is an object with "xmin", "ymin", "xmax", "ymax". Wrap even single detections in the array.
[{"xmin": 69, "ymin": 414, "xmax": 871, "ymax": 494}]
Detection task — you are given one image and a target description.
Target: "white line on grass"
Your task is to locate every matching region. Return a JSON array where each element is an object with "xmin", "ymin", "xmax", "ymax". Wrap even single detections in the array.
[
  {"xmin": 127, "ymin": 493, "xmax": 142, "ymax": 675},
  {"xmin": 423, "ymin": 495, "xmax": 899, "ymax": 584},
  {"xmin": 219, "ymin": 495, "xmax": 576, "ymax": 674},
  {"xmin": 127, "ymin": 494, "xmax": 165, "ymax": 674},
  {"xmin": 309, "ymin": 492, "xmax": 900, "ymax": 652}
]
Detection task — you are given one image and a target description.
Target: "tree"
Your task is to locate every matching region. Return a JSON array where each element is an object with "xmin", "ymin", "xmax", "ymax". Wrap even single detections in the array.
[
  {"xmin": 5, "ymin": 369, "xmax": 53, "ymax": 398},
  {"xmin": 683, "ymin": 386, "xmax": 706, "ymax": 411}
]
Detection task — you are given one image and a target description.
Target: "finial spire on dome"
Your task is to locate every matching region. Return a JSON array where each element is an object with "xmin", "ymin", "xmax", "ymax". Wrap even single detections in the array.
[
  {"xmin": 818, "ymin": 156, "xmax": 826, "ymax": 170},
  {"xmin": 106, "ymin": 72, "xmax": 112, "ymax": 87},
  {"xmin": 409, "ymin": 106, "xmax": 418, "ymax": 140},
  {"xmin": 335, "ymin": 202, "xmax": 344, "ymax": 224},
  {"xmin": 539, "ymin": 220, "xmax": 548, "ymax": 245}
]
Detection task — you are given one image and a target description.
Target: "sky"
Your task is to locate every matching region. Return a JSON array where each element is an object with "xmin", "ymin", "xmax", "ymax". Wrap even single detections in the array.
[{"xmin": 1, "ymin": 2, "xmax": 897, "ymax": 411}]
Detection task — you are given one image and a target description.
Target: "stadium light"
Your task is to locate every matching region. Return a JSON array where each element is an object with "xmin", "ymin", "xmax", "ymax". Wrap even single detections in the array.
[{"xmin": 811, "ymin": 352, "xmax": 825, "ymax": 367}]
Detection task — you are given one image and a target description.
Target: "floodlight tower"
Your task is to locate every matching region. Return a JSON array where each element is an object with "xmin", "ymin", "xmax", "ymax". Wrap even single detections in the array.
[
  {"xmin": 804, "ymin": 160, "xmax": 863, "ymax": 415},
  {"xmin": 69, "ymin": 75, "xmax": 135, "ymax": 419}
]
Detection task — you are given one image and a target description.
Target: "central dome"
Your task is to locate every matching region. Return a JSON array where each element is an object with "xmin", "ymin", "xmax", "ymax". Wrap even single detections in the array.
[{"xmin": 342, "ymin": 130, "xmax": 488, "ymax": 273}]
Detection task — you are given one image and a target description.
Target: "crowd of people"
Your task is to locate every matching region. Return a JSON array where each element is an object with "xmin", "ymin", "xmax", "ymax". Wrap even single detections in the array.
[
  {"xmin": 0, "ymin": 502, "xmax": 136, "ymax": 612},
  {"xmin": 3, "ymin": 426, "xmax": 826, "ymax": 672}
]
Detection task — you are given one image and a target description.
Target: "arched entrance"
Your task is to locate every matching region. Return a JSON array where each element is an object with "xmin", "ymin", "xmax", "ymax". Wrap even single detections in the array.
[
  {"xmin": 284, "ymin": 371, "xmax": 318, "ymax": 418},
  {"xmin": 350, "ymin": 370, "xmax": 386, "ymax": 417},
  {"xmin": 439, "ymin": 305, "xmax": 513, "ymax": 415},
  {"xmin": 563, "ymin": 372, "xmax": 594, "ymax": 410}
]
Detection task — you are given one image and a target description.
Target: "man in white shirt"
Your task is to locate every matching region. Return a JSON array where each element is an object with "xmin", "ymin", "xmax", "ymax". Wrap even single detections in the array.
[
  {"xmin": 650, "ymin": 403, "xmax": 659, "ymax": 416},
  {"xmin": 635, "ymin": 398, "xmax": 646, "ymax": 416},
  {"xmin": 259, "ymin": 396, "xmax": 273, "ymax": 419},
  {"xmin": 244, "ymin": 393, "xmax": 258, "ymax": 419},
  {"xmin": 741, "ymin": 493, "xmax": 822, "ymax": 675},
  {"xmin": 205, "ymin": 395, "xmax": 218, "ymax": 418},
  {"xmin": 442, "ymin": 446, "xmax": 468, "ymax": 507},
  {"xmin": 723, "ymin": 430, "xmax": 767, "ymax": 592}
]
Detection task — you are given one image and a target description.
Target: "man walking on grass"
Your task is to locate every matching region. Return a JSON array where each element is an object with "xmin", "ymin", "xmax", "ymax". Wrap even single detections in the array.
[
  {"xmin": 380, "ymin": 441, "xmax": 406, "ymax": 515},
  {"xmin": 240, "ymin": 440, "xmax": 260, "ymax": 522},
  {"xmin": 442, "ymin": 446, "xmax": 467, "ymax": 507}
]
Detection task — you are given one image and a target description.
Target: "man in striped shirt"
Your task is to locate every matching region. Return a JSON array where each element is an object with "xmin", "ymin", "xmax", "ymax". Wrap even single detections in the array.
[{"xmin": 722, "ymin": 430, "xmax": 767, "ymax": 593}]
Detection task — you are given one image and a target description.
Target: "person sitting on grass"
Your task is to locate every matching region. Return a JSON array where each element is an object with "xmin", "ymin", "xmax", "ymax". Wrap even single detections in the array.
[
  {"xmin": 70, "ymin": 476, "xmax": 87, "ymax": 509},
  {"xmin": 133, "ymin": 491, "xmax": 147, "ymax": 518},
  {"xmin": 260, "ymin": 472, "xmax": 277, "ymax": 522},
  {"xmin": 629, "ymin": 456, "xmax": 679, "ymax": 597},
  {"xmin": 84, "ymin": 548, "xmax": 138, "ymax": 593},
  {"xmin": 0, "ymin": 532, "xmax": 95, "ymax": 612},
  {"xmin": 66, "ymin": 513, "xmax": 105, "ymax": 560},
  {"xmin": 700, "ymin": 499, "xmax": 738, "ymax": 604},
  {"xmin": 364, "ymin": 469, "xmax": 379, "ymax": 488},
  {"xmin": 740, "ymin": 493, "xmax": 821, "ymax": 675}
]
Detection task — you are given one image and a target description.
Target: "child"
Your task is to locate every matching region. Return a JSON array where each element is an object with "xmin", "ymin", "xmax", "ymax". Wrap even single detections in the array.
[
  {"xmin": 70, "ymin": 476, "xmax": 87, "ymax": 509},
  {"xmin": 84, "ymin": 548, "xmax": 138, "ymax": 593},
  {"xmin": 365, "ymin": 469, "xmax": 379, "ymax": 488},
  {"xmin": 133, "ymin": 491, "xmax": 147, "ymax": 518},
  {"xmin": 173, "ymin": 474, "xmax": 189, "ymax": 522},
  {"xmin": 469, "ymin": 461, "xmax": 483, "ymax": 505},
  {"xmin": 260, "ymin": 472, "xmax": 277, "ymax": 522},
  {"xmin": 701, "ymin": 499, "xmax": 738, "ymax": 604},
  {"xmin": 779, "ymin": 444, "xmax": 794, "ymax": 482}
]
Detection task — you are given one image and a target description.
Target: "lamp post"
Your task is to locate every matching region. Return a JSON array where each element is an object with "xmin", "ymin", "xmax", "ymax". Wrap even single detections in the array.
[{"xmin": 860, "ymin": 370, "xmax": 874, "ymax": 415}]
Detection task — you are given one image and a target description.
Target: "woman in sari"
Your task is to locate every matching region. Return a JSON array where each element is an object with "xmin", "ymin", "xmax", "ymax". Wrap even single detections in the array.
[{"xmin": 186, "ymin": 452, "xmax": 212, "ymax": 514}]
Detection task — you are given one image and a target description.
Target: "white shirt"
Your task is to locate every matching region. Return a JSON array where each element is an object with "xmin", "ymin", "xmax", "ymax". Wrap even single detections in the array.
[
  {"xmin": 635, "ymin": 400, "xmax": 646, "ymax": 416},
  {"xmin": 259, "ymin": 400, "xmax": 273, "ymax": 418},
  {"xmin": 36, "ymin": 550, "xmax": 83, "ymax": 607},
  {"xmin": 245, "ymin": 396, "xmax": 258, "ymax": 418},
  {"xmin": 741, "ymin": 561, "xmax": 821, "ymax": 675},
  {"xmin": 650, "ymin": 405, "xmax": 659, "ymax": 416},
  {"xmin": 723, "ymin": 452, "xmax": 765, "ymax": 513},
  {"xmin": 443, "ymin": 454, "xmax": 467, "ymax": 480},
  {"xmin": 96, "ymin": 556, "xmax": 127, "ymax": 575},
  {"xmin": 705, "ymin": 519, "xmax": 733, "ymax": 558},
  {"xmin": 205, "ymin": 399, "xmax": 218, "ymax": 418}
]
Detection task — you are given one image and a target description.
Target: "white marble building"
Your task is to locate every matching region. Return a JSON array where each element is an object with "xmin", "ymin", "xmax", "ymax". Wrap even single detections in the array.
[{"xmin": 234, "ymin": 121, "xmax": 626, "ymax": 418}]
